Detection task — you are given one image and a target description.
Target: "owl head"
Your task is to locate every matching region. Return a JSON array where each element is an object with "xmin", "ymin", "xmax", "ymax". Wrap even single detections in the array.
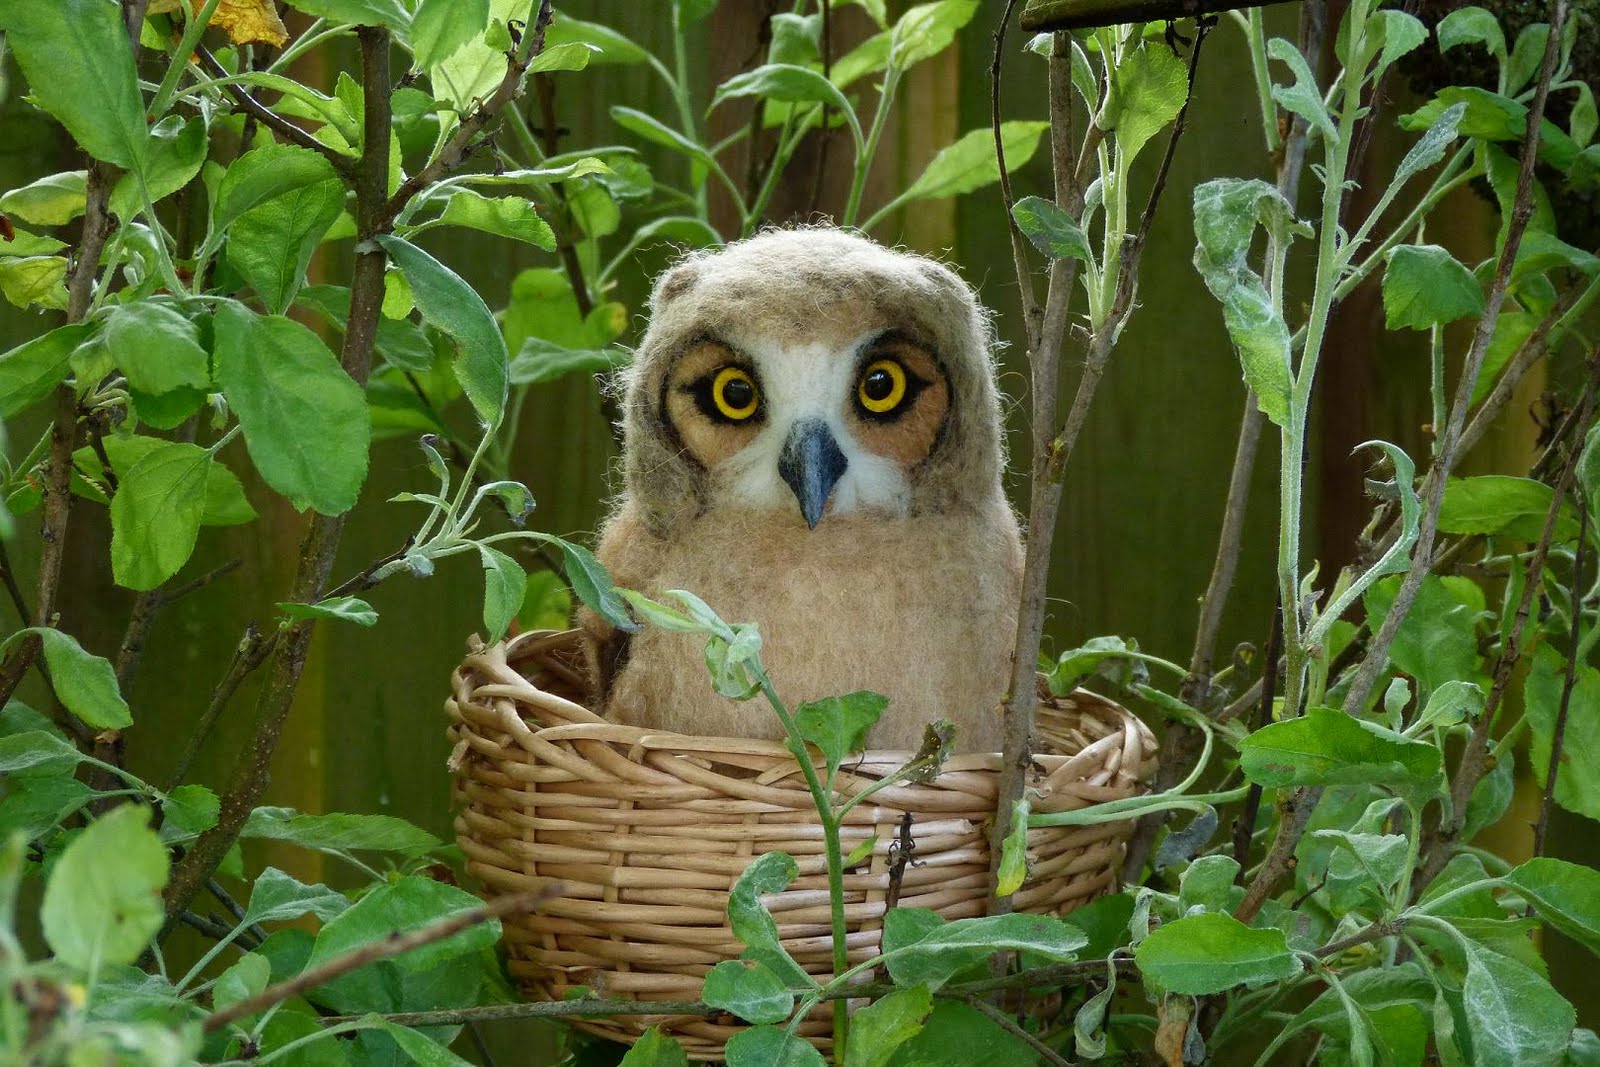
[{"xmin": 617, "ymin": 227, "xmax": 1006, "ymax": 536}]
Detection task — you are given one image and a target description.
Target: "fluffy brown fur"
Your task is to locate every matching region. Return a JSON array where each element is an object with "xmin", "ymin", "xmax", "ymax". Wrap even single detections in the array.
[{"xmin": 584, "ymin": 226, "xmax": 1023, "ymax": 752}]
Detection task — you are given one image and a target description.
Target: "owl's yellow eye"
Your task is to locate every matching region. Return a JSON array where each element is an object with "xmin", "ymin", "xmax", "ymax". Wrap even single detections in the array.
[
  {"xmin": 858, "ymin": 359, "xmax": 908, "ymax": 414},
  {"xmin": 711, "ymin": 366, "xmax": 760, "ymax": 420}
]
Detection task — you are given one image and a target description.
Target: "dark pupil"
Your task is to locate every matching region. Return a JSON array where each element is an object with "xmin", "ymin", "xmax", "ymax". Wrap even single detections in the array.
[
  {"xmin": 864, "ymin": 368, "xmax": 895, "ymax": 402},
  {"xmin": 722, "ymin": 377, "xmax": 754, "ymax": 410}
]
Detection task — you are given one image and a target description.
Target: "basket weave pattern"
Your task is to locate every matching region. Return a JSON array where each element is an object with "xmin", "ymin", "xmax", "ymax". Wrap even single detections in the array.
[{"xmin": 445, "ymin": 629, "xmax": 1157, "ymax": 1056}]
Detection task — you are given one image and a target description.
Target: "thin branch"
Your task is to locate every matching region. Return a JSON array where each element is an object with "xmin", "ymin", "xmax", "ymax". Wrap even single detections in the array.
[
  {"xmin": 162, "ymin": 26, "xmax": 395, "ymax": 920},
  {"xmin": 161, "ymin": 557, "xmax": 244, "ymax": 605},
  {"xmin": 989, "ymin": 29, "xmax": 1082, "ymax": 916},
  {"xmin": 376, "ymin": 0, "xmax": 555, "ymax": 232},
  {"xmin": 0, "ymin": 540, "xmax": 33, "ymax": 626},
  {"xmin": 205, "ymin": 887, "xmax": 557, "ymax": 1034},
  {"xmin": 1534, "ymin": 502, "xmax": 1586, "ymax": 859},
  {"xmin": 1415, "ymin": 348, "xmax": 1600, "ymax": 894},
  {"xmin": 166, "ymin": 625, "xmax": 269, "ymax": 791},
  {"xmin": 1457, "ymin": 290, "xmax": 1580, "ymax": 459},
  {"xmin": 1235, "ymin": 783, "xmax": 1319, "ymax": 923},
  {"xmin": 1342, "ymin": 0, "xmax": 1569, "ymax": 715},
  {"xmin": 1231, "ymin": 604, "xmax": 1282, "ymax": 878},
  {"xmin": 989, "ymin": 0, "xmax": 1043, "ymax": 349},
  {"xmin": 194, "ymin": 46, "xmax": 355, "ymax": 176}
]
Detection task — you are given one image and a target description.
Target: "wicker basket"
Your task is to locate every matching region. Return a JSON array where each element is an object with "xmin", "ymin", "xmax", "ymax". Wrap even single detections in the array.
[{"xmin": 445, "ymin": 629, "xmax": 1157, "ymax": 1058}]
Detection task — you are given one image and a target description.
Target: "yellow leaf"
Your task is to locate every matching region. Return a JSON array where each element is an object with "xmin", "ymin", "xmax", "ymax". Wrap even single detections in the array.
[{"xmin": 147, "ymin": 0, "xmax": 289, "ymax": 48}]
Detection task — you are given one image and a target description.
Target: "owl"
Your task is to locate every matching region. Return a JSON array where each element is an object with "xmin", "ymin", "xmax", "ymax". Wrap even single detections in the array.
[{"xmin": 583, "ymin": 227, "xmax": 1023, "ymax": 752}]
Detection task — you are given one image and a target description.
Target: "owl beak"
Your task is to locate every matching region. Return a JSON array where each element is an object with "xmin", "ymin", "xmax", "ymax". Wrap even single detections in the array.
[{"xmin": 778, "ymin": 419, "xmax": 848, "ymax": 530}]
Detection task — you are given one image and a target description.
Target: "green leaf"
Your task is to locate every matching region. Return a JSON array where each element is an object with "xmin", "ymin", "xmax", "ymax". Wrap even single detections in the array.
[
  {"xmin": 1102, "ymin": 39, "xmax": 1189, "ymax": 165},
  {"xmin": 377, "ymin": 235, "xmax": 508, "ymax": 430},
  {"xmin": 1178, "ymin": 854, "xmax": 1241, "ymax": 913},
  {"xmin": 794, "ymin": 691, "xmax": 888, "ymax": 781},
  {"xmin": 728, "ymin": 851, "xmax": 812, "ymax": 988},
  {"xmin": 244, "ymin": 866, "xmax": 351, "ymax": 925},
  {"xmin": 520, "ymin": 570, "xmax": 573, "ymax": 631},
  {"xmin": 83, "ymin": 435, "xmax": 254, "ymax": 527},
  {"xmin": 725, "ymin": 1025, "xmax": 826, "ymax": 1067},
  {"xmin": 1394, "ymin": 102, "xmax": 1467, "ymax": 188},
  {"xmin": 434, "ymin": 189, "xmax": 556, "ymax": 249},
  {"xmin": 1438, "ymin": 475, "xmax": 1580, "ymax": 543},
  {"xmin": 1511, "ymin": 231, "xmax": 1600, "ymax": 284},
  {"xmin": 1363, "ymin": 575, "xmax": 1486, "ymax": 696},
  {"xmin": 527, "ymin": 41, "xmax": 598, "ymax": 74},
  {"xmin": 228, "ymin": 176, "xmax": 346, "ymax": 314},
  {"xmin": 277, "ymin": 596, "xmax": 379, "ymax": 627},
  {"xmin": 0, "ymin": 256, "xmax": 68, "ymax": 310},
  {"xmin": 1507, "ymin": 22, "xmax": 1551, "ymax": 96},
  {"xmin": 883, "ymin": 1000, "xmax": 1039, "ymax": 1067},
  {"xmin": 214, "ymin": 302, "xmax": 371, "ymax": 515},
  {"xmin": 41, "ymin": 805, "xmax": 168, "ymax": 970},
  {"xmin": 1572, "ymin": 84, "xmax": 1597, "ymax": 149},
  {"xmin": 509, "ymin": 337, "xmax": 628, "ymax": 387},
  {"xmin": 210, "ymin": 143, "xmax": 343, "ymax": 242},
  {"xmin": 281, "ymin": 0, "xmax": 410, "ymax": 30},
  {"xmin": 410, "ymin": 0, "xmax": 488, "ymax": 68},
  {"xmin": 1460, "ymin": 936, "xmax": 1574, "ymax": 1067},
  {"xmin": 1045, "ymin": 635, "xmax": 1144, "ymax": 695},
  {"xmin": 1438, "ymin": 7, "xmax": 1506, "ymax": 62},
  {"xmin": 0, "ymin": 171, "xmax": 88, "ymax": 226},
  {"xmin": 846, "ymin": 985, "xmax": 933, "ymax": 1067},
  {"xmin": 900, "ymin": 121, "xmax": 1049, "ymax": 203},
  {"xmin": 1400, "ymin": 87, "xmax": 1526, "ymax": 143},
  {"xmin": 884, "ymin": 913, "xmax": 1085, "ymax": 992},
  {"xmin": 103, "ymin": 302, "xmax": 211, "ymax": 395},
  {"xmin": 711, "ymin": 64, "xmax": 861, "ymax": 145},
  {"xmin": 888, "ymin": 0, "xmax": 977, "ymax": 69},
  {"xmin": 108, "ymin": 442, "xmax": 214, "ymax": 590},
  {"xmin": 0, "ymin": 729, "xmax": 83, "ymax": 774},
  {"xmin": 1267, "ymin": 37, "xmax": 1336, "ymax": 144},
  {"xmin": 1412, "ymin": 678, "xmax": 1485, "ymax": 733},
  {"xmin": 1134, "ymin": 912, "xmax": 1301, "ymax": 995},
  {"xmin": 18, "ymin": 628, "xmax": 132, "ymax": 729},
  {"xmin": 1011, "ymin": 196, "xmax": 1090, "ymax": 262},
  {"xmin": 1526, "ymin": 646, "xmax": 1600, "ymax": 822},
  {"xmin": 0, "ymin": 323, "xmax": 93, "ymax": 418},
  {"xmin": 995, "ymin": 797, "xmax": 1029, "ymax": 898},
  {"xmin": 1382, "ymin": 245, "xmax": 1484, "ymax": 329},
  {"xmin": 1191, "ymin": 178, "xmax": 1307, "ymax": 427},
  {"xmin": 1507, "ymin": 857, "xmax": 1600, "ymax": 955},
  {"xmin": 0, "ymin": 0, "xmax": 148, "ymax": 171},
  {"xmin": 1314, "ymin": 830, "xmax": 1409, "ymax": 909},
  {"xmin": 618, "ymin": 1027, "xmax": 692, "ymax": 1067},
  {"xmin": 701, "ymin": 959, "xmax": 794, "ymax": 1025},
  {"xmin": 1464, "ymin": 744, "xmax": 1514, "ymax": 841},
  {"xmin": 212, "ymin": 952, "xmax": 270, "ymax": 1013},
  {"xmin": 110, "ymin": 115, "xmax": 207, "ymax": 219},
  {"xmin": 545, "ymin": 11, "xmax": 650, "ymax": 65},
  {"xmin": 308, "ymin": 875, "xmax": 496, "ymax": 977},
  {"xmin": 477, "ymin": 545, "xmax": 526, "ymax": 643},
  {"xmin": 554, "ymin": 538, "xmax": 637, "ymax": 633},
  {"xmin": 1238, "ymin": 705, "xmax": 1444, "ymax": 799},
  {"xmin": 374, "ymin": 1019, "xmax": 476, "ymax": 1067},
  {"xmin": 241, "ymin": 807, "xmax": 441, "ymax": 856}
]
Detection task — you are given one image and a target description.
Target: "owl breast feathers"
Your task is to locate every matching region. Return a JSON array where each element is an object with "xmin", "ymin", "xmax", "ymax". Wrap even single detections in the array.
[{"xmin": 582, "ymin": 226, "xmax": 1023, "ymax": 753}]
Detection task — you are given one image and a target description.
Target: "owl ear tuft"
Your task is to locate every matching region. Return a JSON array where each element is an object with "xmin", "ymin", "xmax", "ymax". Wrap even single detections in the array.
[{"xmin": 653, "ymin": 263, "xmax": 700, "ymax": 306}]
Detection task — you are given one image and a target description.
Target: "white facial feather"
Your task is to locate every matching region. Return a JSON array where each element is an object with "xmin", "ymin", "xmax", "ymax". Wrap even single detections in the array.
[{"xmin": 715, "ymin": 330, "xmax": 911, "ymax": 519}]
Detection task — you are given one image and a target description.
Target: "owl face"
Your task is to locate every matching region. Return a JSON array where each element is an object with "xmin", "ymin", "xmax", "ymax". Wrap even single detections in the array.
[
  {"xmin": 620, "ymin": 227, "xmax": 1005, "ymax": 536},
  {"xmin": 660, "ymin": 327, "xmax": 952, "ymax": 526}
]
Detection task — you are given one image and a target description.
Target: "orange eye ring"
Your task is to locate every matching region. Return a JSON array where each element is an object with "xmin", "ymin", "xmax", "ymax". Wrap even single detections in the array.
[
  {"xmin": 711, "ymin": 366, "xmax": 760, "ymax": 420},
  {"xmin": 858, "ymin": 359, "xmax": 908, "ymax": 414}
]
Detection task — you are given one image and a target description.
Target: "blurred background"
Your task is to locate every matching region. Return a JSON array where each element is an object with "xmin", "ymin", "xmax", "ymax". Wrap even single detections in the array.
[{"xmin": 1, "ymin": 0, "xmax": 1591, "ymax": 1053}]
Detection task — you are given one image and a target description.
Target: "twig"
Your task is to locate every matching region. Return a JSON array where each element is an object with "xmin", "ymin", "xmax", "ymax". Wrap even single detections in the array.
[
  {"xmin": 0, "ymin": 540, "xmax": 33, "ymax": 626},
  {"xmin": 162, "ymin": 27, "xmax": 395, "ymax": 920},
  {"xmin": 1415, "ymin": 349, "xmax": 1600, "ymax": 894},
  {"xmin": 1342, "ymin": 0, "xmax": 1569, "ymax": 715},
  {"xmin": 161, "ymin": 557, "xmax": 244, "ymax": 605},
  {"xmin": 165, "ymin": 625, "xmax": 270, "ymax": 791},
  {"xmin": 376, "ymin": 0, "xmax": 555, "ymax": 232},
  {"xmin": 1533, "ymin": 502, "xmax": 1586, "ymax": 858},
  {"xmin": 1231, "ymin": 605, "xmax": 1282, "ymax": 879},
  {"xmin": 1234, "ymin": 784, "xmax": 1318, "ymax": 923},
  {"xmin": 1457, "ymin": 291, "xmax": 1580, "ymax": 459},
  {"xmin": 177, "ymin": 911, "xmax": 246, "ymax": 944},
  {"xmin": 954, "ymin": 994, "xmax": 1075, "ymax": 1067},
  {"xmin": 989, "ymin": 0, "xmax": 1043, "ymax": 348},
  {"xmin": 989, "ymin": 29, "xmax": 1083, "ymax": 916},
  {"xmin": 194, "ymin": 46, "xmax": 354, "ymax": 176},
  {"xmin": 204, "ymin": 887, "xmax": 557, "ymax": 1033}
]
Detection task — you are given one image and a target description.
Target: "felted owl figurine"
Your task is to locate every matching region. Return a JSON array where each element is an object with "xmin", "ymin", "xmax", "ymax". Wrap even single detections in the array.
[{"xmin": 582, "ymin": 227, "xmax": 1023, "ymax": 752}]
